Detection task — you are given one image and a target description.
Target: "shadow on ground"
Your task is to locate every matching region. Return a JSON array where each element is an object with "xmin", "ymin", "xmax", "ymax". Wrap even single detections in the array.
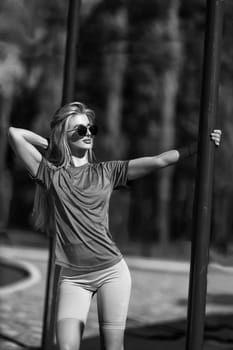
[
  {"xmin": 178, "ymin": 294, "xmax": 233, "ymax": 307},
  {"xmin": 1, "ymin": 312, "xmax": 233, "ymax": 350},
  {"xmin": 79, "ymin": 314, "xmax": 233, "ymax": 350}
]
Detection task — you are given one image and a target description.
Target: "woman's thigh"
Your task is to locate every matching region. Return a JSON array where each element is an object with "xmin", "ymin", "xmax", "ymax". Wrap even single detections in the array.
[
  {"xmin": 56, "ymin": 282, "xmax": 93, "ymax": 350},
  {"xmin": 57, "ymin": 282, "xmax": 93, "ymax": 322},
  {"xmin": 96, "ymin": 260, "xmax": 132, "ymax": 349}
]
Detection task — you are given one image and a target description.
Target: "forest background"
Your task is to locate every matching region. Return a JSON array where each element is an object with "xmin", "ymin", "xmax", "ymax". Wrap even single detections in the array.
[{"xmin": 0, "ymin": 0, "xmax": 233, "ymax": 257}]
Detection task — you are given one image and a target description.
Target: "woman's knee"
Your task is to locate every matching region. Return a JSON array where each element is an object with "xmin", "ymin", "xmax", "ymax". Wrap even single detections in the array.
[
  {"xmin": 99, "ymin": 327, "xmax": 125, "ymax": 350},
  {"xmin": 56, "ymin": 318, "xmax": 84, "ymax": 350},
  {"xmin": 58, "ymin": 343, "xmax": 78, "ymax": 350}
]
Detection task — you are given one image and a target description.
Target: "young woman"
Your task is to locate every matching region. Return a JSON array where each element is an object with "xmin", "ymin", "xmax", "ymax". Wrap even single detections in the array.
[{"xmin": 8, "ymin": 102, "xmax": 221, "ymax": 350}]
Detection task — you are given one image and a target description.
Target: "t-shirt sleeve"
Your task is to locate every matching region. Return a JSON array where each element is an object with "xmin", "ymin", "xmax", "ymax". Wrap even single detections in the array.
[
  {"xmin": 104, "ymin": 160, "xmax": 129, "ymax": 189},
  {"xmin": 30, "ymin": 157, "xmax": 56, "ymax": 190}
]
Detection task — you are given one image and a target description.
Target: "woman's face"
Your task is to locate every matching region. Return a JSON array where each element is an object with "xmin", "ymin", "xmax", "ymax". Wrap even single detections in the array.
[{"xmin": 66, "ymin": 113, "xmax": 95, "ymax": 155}]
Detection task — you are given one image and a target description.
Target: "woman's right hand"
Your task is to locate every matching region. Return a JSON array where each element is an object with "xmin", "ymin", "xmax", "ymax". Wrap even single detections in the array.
[{"xmin": 210, "ymin": 129, "xmax": 221, "ymax": 147}]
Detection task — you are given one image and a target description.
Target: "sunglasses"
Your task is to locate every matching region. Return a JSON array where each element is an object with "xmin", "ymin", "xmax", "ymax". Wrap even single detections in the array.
[{"xmin": 67, "ymin": 124, "xmax": 98, "ymax": 137}]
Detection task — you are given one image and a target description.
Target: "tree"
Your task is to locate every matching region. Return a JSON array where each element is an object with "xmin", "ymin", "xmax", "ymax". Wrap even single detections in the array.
[
  {"xmin": 101, "ymin": 2, "xmax": 129, "ymax": 159},
  {"xmin": 125, "ymin": 0, "xmax": 182, "ymax": 249},
  {"xmin": 0, "ymin": 0, "xmax": 27, "ymax": 230}
]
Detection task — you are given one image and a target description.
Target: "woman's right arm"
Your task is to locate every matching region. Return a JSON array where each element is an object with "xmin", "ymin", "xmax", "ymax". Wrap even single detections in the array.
[{"xmin": 8, "ymin": 127, "xmax": 49, "ymax": 177}]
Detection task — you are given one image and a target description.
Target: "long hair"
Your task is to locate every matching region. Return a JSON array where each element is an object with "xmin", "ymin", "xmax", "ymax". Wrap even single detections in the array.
[{"xmin": 32, "ymin": 102, "xmax": 96, "ymax": 234}]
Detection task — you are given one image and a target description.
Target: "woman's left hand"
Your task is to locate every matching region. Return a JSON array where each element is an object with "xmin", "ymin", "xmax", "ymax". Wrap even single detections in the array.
[{"xmin": 210, "ymin": 129, "xmax": 222, "ymax": 146}]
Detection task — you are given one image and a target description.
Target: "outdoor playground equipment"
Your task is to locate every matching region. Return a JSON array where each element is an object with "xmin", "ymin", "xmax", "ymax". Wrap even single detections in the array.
[
  {"xmin": 41, "ymin": 1, "xmax": 225, "ymax": 350},
  {"xmin": 185, "ymin": 1, "xmax": 224, "ymax": 350},
  {"xmin": 41, "ymin": 1, "xmax": 82, "ymax": 349}
]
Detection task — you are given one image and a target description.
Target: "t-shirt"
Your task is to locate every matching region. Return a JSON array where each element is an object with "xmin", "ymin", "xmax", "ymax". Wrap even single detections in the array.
[{"xmin": 33, "ymin": 158, "xmax": 129, "ymax": 274}]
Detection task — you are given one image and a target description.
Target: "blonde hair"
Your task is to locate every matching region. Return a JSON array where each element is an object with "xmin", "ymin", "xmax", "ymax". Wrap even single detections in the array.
[{"xmin": 32, "ymin": 102, "xmax": 96, "ymax": 233}]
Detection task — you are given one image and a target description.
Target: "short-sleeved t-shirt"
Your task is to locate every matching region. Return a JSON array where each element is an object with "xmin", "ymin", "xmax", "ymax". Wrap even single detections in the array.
[{"xmin": 33, "ymin": 158, "xmax": 129, "ymax": 274}]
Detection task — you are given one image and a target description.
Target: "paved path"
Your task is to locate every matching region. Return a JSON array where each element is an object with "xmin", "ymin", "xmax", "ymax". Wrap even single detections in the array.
[{"xmin": 1, "ymin": 246, "xmax": 233, "ymax": 350}]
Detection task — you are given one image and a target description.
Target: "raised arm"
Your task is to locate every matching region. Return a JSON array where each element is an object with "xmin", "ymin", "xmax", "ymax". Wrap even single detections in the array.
[
  {"xmin": 128, "ymin": 149, "xmax": 181, "ymax": 180},
  {"xmin": 127, "ymin": 129, "xmax": 221, "ymax": 181},
  {"xmin": 8, "ymin": 127, "xmax": 48, "ymax": 177}
]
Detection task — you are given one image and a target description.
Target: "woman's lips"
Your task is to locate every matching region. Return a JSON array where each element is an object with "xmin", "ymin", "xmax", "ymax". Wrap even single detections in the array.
[{"xmin": 83, "ymin": 139, "xmax": 92, "ymax": 144}]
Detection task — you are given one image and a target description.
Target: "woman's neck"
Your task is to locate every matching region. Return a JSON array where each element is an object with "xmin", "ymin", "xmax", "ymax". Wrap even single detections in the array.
[{"xmin": 71, "ymin": 154, "xmax": 89, "ymax": 167}]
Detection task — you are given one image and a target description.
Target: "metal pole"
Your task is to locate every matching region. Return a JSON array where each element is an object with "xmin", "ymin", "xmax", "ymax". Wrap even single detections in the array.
[
  {"xmin": 62, "ymin": 0, "xmax": 82, "ymax": 105},
  {"xmin": 185, "ymin": 1, "xmax": 224, "ymax": 350},
  {"xmin": 41, "ymin": 1, "xmax": 82, "ymax": 349}
]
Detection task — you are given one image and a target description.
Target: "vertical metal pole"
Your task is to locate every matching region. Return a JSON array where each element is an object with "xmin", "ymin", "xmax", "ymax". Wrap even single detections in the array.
[
  {"xmin": 185, "ymin": 1, "xmax": 224, "ymax": 350},
  {"xmin": 41, "ymin": 1, "xmax": 82, "ymax": 349},
  {"xmin": 62, "ymin": 0, "xmax": 82, "ymax": 105}
]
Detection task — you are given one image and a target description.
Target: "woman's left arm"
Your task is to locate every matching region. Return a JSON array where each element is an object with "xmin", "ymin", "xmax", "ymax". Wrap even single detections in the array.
[{"xmin": 128, "ymin": 129, "xmax": 222, "ymax": 181}]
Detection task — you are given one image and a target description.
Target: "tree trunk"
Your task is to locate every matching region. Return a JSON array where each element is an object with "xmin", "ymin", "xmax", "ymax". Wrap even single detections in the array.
[
  {"xmin": 102, "ymin": 6, "xmax": 128, "ymax": 159},
  {"xmin": 155, "ymin": 1, "xmax": 182, "ymax": 248},
  {"xmin": 0, "ymin": 42, "xmax": 25, "ymax": 231},
  {"xmin": 101, "ymin": 5, "xmax": 129, "ymax": 246}
]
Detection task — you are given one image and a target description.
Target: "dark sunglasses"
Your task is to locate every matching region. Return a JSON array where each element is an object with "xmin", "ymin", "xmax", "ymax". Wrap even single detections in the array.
[{"xmin": 67, "ymin": 124, "xmax": 98, "ymax": 137}]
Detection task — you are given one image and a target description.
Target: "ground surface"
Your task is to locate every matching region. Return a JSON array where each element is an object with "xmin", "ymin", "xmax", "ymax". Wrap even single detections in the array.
[{"xmin": 1, "ymin": 231, "xmax": 233, "ymax": 350}]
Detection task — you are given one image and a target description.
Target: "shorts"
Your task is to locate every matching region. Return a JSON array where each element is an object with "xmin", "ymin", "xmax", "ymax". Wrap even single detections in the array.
[{"xmin": 57, "ymin": 258, "xmax": 132, "ymax": 330}]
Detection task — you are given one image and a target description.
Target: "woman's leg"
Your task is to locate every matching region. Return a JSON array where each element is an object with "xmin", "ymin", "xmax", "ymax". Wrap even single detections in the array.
[
  {"xmin": 56, "ymin": 282, "xmax": 93, "ymax": 350},
  {"xmin": 96, "ymin": 260, "xmax": 132, "ymax": 350}
]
